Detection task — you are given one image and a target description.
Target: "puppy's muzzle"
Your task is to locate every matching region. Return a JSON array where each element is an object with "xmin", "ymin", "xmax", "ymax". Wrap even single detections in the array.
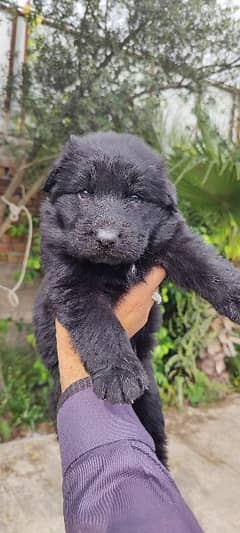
[{"xmin": 96, "ymin": 228, "xmax": 119, "ymax": 247}]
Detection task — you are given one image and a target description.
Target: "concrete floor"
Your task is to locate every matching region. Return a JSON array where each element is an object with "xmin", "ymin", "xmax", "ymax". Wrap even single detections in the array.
[
  {"xmin": 0, "ymin": 397, "xmax": 240, "ymax": 533},
  {"xmin": 167, "ymin": 397, "xmax": 240, "ymax": 533}
]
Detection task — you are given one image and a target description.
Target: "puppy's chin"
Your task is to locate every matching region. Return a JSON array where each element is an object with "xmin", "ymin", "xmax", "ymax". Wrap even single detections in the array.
[
  {"xmin": 85, "ymin": 253, "xmax": 137, "ymax": 266},
  {"xmin": 67, "ymin": 241, "xmax": 146, "ymax": 265}
]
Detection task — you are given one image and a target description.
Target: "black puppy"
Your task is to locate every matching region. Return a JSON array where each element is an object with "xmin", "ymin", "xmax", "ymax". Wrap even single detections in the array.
[{"xmin": 33, "ymin": 132, "xmax": 240, "ymax": 467}]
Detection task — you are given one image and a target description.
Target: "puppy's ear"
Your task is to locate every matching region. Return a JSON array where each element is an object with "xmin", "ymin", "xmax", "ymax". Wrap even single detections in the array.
[
  {"xmin": 43, "ymin": 135, "xmax": 78, "ymax": 196},
  {"xmin": 43, "ymin": 161, "xmax": 60, "ymax": 194},
  {"xmin": 68, "ymin": 134, "xmax": 80, "ymax": 146},
  {"xmin": 165, "ymin": 179, "xmax": 177, "ymax": 210},
  {"xmin": 149, "ymin": 161, "xmax": 178, "ymax": 210},
  {"xmin": 156, "ymin": 162, "xmax": 177, "ymax": 210}
]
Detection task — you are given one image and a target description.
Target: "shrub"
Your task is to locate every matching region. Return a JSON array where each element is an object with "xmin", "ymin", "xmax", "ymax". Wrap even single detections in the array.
[
  {"xmin": 0, "ymin": 320, "xmax": 51, "ymax": 442},
  {"xmin": 153, "ymin": 284, "xmax": 227, "ymax": 407}
]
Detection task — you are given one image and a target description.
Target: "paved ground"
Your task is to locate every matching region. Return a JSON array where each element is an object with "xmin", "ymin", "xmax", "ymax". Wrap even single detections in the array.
[
  {"xmin": 0, "ymin": 396, "xmax": 240, "ymax": 533},
  {"xmin": 167, "ymin": 396, "xmax": 240, "ymax": 533}
]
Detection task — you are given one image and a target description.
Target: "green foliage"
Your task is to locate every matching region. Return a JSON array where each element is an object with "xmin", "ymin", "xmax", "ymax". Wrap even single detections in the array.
[
  {"xmin": 153, "ymin": 283, "xmax": 226, "ymax": 407},
  {"xmin": 0, "ymin": 319, "xmax": 10, "ymax": 335},
  {"xmin": 0, "ymin": 419, "xmax": 12, "ymax": 441},
  {"xmin": 225, "ymin": 354, "xmax": 240, "ymax": 392},
  {"xmin": 184, "ymin": 370, "xmax": 224, "ymax": 407},
  {"xmin": 153, "ymin": 327, "xmax": 176, "ymax": 404},
  {"xmin": 8, "ymin": 221, "xmax": 28, "ymax": 238},
  {"xmin": 151, "ymin": 112, "xmax": 240, "ymax": 407},
  {"xmin": 203, "ymin": 220, "xmax": 240, "ymax": 265},
  {"xmin": 164, "ymin": 287, "xmax": 211, "ymax": 379},
  {"xmin": 0, "ymin": 320, "xmax": 51, "ymax": 442},
  {"xmin": 25, "ymin": 233, "xmax": 41, "ymax": 281},
  {"xmin": 8, "ymin": 217, "xmax": 42, "ymax": 283},
  {"xmin": 168, "ymin": 109, "xmax": 240, "ymax": 263}
]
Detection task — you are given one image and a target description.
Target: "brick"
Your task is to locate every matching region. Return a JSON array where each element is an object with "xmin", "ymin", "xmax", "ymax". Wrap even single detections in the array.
[
  {"xmin": 0, "ymin": 236, "xmax": 12, "ymax": 248},
  {"xmin": 1, "ymin": 234, "xmax": 10, "ymax": 243},
  {"xmin": 0, "ymin": 254, "xmax": 9, "ymax": 263},
  {"xmin": 7, "ymin": 253, "xmax": 23, "ymax": 264},
  {"xmin": 0, "ymin": 244, "xmax": 10, "ymax": 254},
  {"xmin": 12, "ymin": 242, "xmax": 26, "ymax": 253},
  {"xmin": 1, "ymin": 240, "xmax": 13, "ymax": 252}
]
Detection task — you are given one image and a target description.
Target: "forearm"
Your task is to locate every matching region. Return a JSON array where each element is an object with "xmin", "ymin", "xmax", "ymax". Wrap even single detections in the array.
[
  {"xmin": 57, "ymin": 383, "xmax": 202, "ymax": 533},
  {"xmin": 56, "ymin": 320, "xmax": 89, "ymax": 392}
]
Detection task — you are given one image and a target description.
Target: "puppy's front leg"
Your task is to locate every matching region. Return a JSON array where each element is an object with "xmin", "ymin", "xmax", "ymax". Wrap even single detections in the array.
[
  {"xmin": 56, "ymin": 293, "xmax": 148, "ymax": 403},
  {"xmin": 161, "ymin": 221, "xmax": 240, "ymax": 324}
]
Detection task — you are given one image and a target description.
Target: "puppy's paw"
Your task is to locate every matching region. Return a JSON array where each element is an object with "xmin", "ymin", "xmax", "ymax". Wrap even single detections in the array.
[
  {"xmin": 216, "ymin": 290, "xmax": 240, "ymax": 325},
  {"xmin": 92, "ymin": 360, "xmax": 148, "ymax": 404}
]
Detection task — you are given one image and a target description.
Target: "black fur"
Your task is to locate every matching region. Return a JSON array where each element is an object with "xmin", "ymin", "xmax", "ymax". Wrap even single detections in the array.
[{"xmin": 33, "ymin": 132, "xmax": 240, "ymax": 468}]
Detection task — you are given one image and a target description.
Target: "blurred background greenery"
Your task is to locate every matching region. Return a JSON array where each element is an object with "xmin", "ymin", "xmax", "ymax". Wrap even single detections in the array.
[{"xmin": 0, "ymin": 0, "xmax": 240, "ymax": 442}]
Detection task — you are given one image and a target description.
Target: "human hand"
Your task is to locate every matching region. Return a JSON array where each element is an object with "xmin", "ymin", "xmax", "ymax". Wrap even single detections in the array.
[
  {"xmin": 56, "ymin": 266, "xmax": 166, "ymax": 392},
  {"xmin": 114, "ymin": 266, "xmax": 166, "ymax": 338}
]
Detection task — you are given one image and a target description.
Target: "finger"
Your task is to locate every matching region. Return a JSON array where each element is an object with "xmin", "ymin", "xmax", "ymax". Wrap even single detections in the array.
[{"xmin": 144, "ymin": 266, "xmax": 166, "ymax": 292}]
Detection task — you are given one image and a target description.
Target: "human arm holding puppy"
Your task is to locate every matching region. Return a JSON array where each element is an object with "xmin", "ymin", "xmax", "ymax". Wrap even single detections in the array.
[
  {"xmin": 56, "ymin": 266, "xmax": 164, "ymax": 390},
  {"xmin": 56, "ymin": 266, "xmax": 202, "ymax": 533}
]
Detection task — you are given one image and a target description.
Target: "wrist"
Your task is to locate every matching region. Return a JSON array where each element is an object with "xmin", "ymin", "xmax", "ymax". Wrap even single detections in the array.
[{"xmin": 56, "ymin": 320, "xmax": 89, "ymax": 392}]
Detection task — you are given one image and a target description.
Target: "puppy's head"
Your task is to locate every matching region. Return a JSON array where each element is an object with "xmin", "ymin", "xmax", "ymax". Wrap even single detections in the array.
[{"xmin": 42, "ymin": 133, "xmax": 177, "ymax": 265}]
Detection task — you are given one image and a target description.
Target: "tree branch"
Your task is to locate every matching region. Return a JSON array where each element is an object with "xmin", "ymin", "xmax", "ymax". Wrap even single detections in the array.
[{"xmin": 132, "ymin": 82, "xmax": 193, "ymax": 100}]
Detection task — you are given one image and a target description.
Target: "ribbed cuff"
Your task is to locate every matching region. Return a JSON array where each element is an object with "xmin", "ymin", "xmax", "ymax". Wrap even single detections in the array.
[
  {"xmin": 57, "ymin": 386, "xmax": 155, "ymax": 475},
  {"xmin": 57, "ymin": 376, "xmax": 92, "ymax": 413}
]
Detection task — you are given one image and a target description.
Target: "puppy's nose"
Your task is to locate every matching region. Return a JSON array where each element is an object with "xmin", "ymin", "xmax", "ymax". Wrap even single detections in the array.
[{"xmin": 96, "ymin": 228, "xmax": 119, "ymax": 246}]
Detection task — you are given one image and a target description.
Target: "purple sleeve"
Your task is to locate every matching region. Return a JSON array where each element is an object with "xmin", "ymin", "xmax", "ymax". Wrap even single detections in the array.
[{"xmin": 57, "ymin": 379, "xmax": 203, "ymax": 533}]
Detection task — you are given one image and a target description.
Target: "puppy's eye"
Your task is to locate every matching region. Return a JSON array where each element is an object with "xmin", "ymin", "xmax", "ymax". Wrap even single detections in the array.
[
  {"xmin": 78, "ymin": 190, "xmax": 91, "ymax": 199},
  {"xmin": 128, "ymin": 194, "xmax": 142, "ymax": 202}
]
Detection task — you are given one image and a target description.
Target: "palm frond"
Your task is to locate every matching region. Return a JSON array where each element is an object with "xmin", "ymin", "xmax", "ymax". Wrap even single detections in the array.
[{"xmin": 167, "ymin": 109, "xmax": 240, "ymax": 261}]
